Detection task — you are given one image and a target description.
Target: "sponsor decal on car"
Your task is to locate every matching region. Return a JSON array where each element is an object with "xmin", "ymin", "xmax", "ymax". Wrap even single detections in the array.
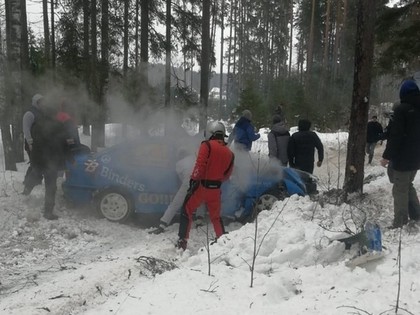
[
  {"xmin": 100, "ymin": 165, "xmax": 145, "ymax": 192},
  {"xmin": 138, "ymin": 193, "xmax": 174, "ymax": 205}
]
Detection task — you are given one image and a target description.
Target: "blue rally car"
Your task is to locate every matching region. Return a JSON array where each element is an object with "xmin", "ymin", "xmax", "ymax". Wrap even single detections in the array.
[{"xmin": 62, "ymin": 136, "xmax": 317, "ymax": 224}]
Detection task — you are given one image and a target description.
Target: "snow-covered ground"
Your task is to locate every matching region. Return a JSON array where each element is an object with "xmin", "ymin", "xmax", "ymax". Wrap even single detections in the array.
[{"xmin": 1, "ymin": 126, "xmax": 420, "ymax": 315}]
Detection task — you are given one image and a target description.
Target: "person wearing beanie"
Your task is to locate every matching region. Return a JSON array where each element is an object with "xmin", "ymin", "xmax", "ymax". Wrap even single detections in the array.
[
  {"xmin": 381, "ymin": 79, "xmax": 420, "ymax": 228},
  {"xmin": 268, "ymin": 114, "xmax": 290, "ymax": 166},
  {"xmin": 22, "ymin": 94, "xmax": 45, "ymax": 195},
  {"xmin": 365, "ymin": 115, "xmax": 383, "ymax": 165},
  {"xmin": 227, "ymin": 109, "xmax": 260, "ymax": 151},
  {"xmin": 287, "ymin": 119, "xmax": 324, "ymax": 174}
]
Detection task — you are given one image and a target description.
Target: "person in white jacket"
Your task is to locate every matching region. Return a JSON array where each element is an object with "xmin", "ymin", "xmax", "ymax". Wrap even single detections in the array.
[{"xmin": 149, "ymin": 149, "xmax": 205, "ymax": 234}]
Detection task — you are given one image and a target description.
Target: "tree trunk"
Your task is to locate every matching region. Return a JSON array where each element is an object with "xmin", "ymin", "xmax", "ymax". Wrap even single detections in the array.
[
  {"xmin": 82, "ymin": 0, "xmax": 91, "ymax": 136},
  {"xmin": 140, "ymin": 0, "xmax": 150, "ymax": 83},
  {"xmin": 42, "ymin": 0, "xmax": 51, "ymax": 67},
  {"xmin": 219, "ymin": 0, "xmax": 225, "ymax": 119},
  {"xmin": 90, "ymin": 0, "xmax": 101, "ymax": 151},
  {"xmin": 306, "ymin": 0, "xmax": 316, "ymax": 76},
  {"xmin": 3, "ymin": 0, "xmax": 28, "ymax": 170},
  {"xmin": 135, "ymin": 0, "xmax": 139, "ymax": 68},
  {"xmin": 165, "ymin": 0, "xmax": 171, "ymax": 108},
  {"xmin": 200, "ymin": 0, "xmax": 211, "ymax": 131},
  {"xmin": 91, "ymin": 0, "xmax": 108, "ymax": 151},
  {"xmin": 51, "ymin": 0, "xmax": 56, "ymax": 69},
  {"xmin": 123, "ymin": 0, "xmax": 129, "ymax": 77},
  {"xmin": 288, "ymin": 0, "xmax": 293, "ymax": 77},
  {"xmin": 343, "ymin": 0, "xmax": 377, "ymax": 194},
  {"xmin": 0, "ymin": 7, "xmax": 16, "ymax": 170}
]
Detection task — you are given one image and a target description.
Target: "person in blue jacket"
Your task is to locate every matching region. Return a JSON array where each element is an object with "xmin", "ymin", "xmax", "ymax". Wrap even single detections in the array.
[{"xmin": 228, "ymin": 110, "xmax": 260, "ymax": 151}]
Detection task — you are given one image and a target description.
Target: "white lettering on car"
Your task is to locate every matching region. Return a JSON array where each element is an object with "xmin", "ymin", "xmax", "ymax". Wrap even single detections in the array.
[
  {"xmin": 138, "ymin": 193, "xmax": 174, "ymax": 205},
  {"xmin": 100, "ymin": 166, "xmax": 145, "ymax": 192},
  {"xmin": 84, "ymin": 160, "xmax": 100, "ymax": 173}
]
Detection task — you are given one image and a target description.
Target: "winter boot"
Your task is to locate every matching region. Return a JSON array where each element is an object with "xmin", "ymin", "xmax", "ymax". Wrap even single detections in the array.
[
  {"xmin": 176, "ymin": 238, "xmax": 188, "ymax": 250},
  {"xmin": 43, "ymin": 208, "xmax": 58, "ymax": 220},
  {"xmin": 43, "ymin": 212, "xmax": 58, "ymax": 220},
  {"xmin": 22, "ymin": 186, "xmax": 32, "ymax": 196},
  {"xmin": 149, "ymin": 222, "xmax": 168, "ymax": 235}
]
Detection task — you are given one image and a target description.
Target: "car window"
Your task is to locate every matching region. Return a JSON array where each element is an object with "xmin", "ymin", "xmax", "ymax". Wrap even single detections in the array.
[{"xmin": 113, "ymin": 141, "xmax": 175, "ymax": 169}]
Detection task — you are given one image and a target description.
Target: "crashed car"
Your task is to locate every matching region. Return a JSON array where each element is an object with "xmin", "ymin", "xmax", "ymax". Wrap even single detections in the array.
[{"xmin": 62, "ymin": 136, "xmax": 317, "ymax": 223}]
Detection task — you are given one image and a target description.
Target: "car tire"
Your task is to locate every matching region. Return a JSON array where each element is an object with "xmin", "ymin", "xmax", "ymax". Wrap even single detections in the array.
[
  {"xmin": 253, "ymin": 185, "xmax": 288, "ymax": 215},
  {"xmin": 96, "ymin": 188, "xmax": 134, "ymax": 223}
]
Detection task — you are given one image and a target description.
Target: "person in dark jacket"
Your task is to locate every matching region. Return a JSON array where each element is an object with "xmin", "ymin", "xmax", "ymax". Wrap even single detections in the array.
[
  {"xmin": 56, "ymin": 98, "xmax": 81, "ymax": 148},
  {"xmin": 287, "ymin": 119, "xmax": 324, "ymax": 174},
  {"xmin": 227, "ymin": 110, "xmax": 260, "ymax": 151},
  {"xmin": 366, "ymin": 115, "xmax": 383, "ymax": 164},
  {"xmin": 22, "ymin": 94, "xmax": 45, "ymax": 194},
  {"xmin": 28, "ymin": 104, "xmax": 73, "ymax": 220},
  {"xmin": 268, "ymin": 114, "xmax": 290, "ymax": 166},
  {"xmin": 381, "ymin": 79, "xmax": 420, "ymax": 228},
  {"xmin": 177, "ymin": 121, "xmax": 234, "ymax": 250}
]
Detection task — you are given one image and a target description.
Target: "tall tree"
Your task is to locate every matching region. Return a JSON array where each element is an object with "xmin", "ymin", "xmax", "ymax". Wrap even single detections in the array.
[
  {"xmin": 200, "ymin": 0, "xmax": 211, "ymax": 130},
  {"xmin": 140, "ymin": 0, "xmax": 150, "ymax": 83},
  {"xmin": 51, "ymin": 0, "xmax": 56, "ymax": 69},
  {"xmin": 123, "ymin": 0, "xmax": 129, "ymax": 77},
  {"xmin": 82, "ymin": 0, "xmax": 91, "ymax": 135},
  {"xmin": 2, "ymin": 0, "xmax": 29, "ymax": 170},
  {"xmin": 344, "ymin": 0, "xmax": 377, "ymax": 194},
  {"xmin": 43, "ymin": 0, "xmax": 51, "ymax": 66},
  {"xmin": 165, "ymin": 0, "xmax": 171, "ymax": 107},
  {"xmin": 91, "ymin": 0, "xmax": 109, "ymax": 150}
]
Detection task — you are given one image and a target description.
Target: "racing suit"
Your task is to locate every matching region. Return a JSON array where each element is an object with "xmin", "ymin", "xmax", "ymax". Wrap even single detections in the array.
[{"xmin": 178, "ymin": 139, "xmax": 234, "ymax": 244}]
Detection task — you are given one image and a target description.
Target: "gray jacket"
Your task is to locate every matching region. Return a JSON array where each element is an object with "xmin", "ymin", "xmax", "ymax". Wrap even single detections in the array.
[{"xmin": 268, "ymin": 122, "xmax": 290, "ymax": 165}]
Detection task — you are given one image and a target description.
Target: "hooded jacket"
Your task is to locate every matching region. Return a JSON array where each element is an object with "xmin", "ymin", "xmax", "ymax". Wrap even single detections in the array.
[
  {"xmin": 287, "ymin": 119, "xmax": 324, "ymax": 174},
  {"xmin": 228, "ymin": 116, "xmax": 260, "ymax": 151},
  {"xmin": 268, "ymin": 121, "xmax": 290, "ymax": 165},
  {"xmin": 382, "ymin": 80, "xmax": 420, "ymax": 171}
]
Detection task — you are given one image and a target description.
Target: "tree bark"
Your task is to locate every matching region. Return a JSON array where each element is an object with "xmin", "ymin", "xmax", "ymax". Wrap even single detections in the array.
[
  {"xmin": 3, "ymin": 0, "xmax": 29, "ymax": 170},
  {"xmin": 344, "ymin": 0, "xmax": 377, "ymax": 194},
  {"xmin": 200, "ymin": 0, "xmax": 211, "ymax": 130},
  {"xmin": 43, "ymin": 0, "xmax": 51, "ymax": 67},
  {"xmin": 92, "ymin": 0, "xmax": 108, "ymax": 150},
  {"xmin": 51, "ymin": 0, "xmax": 56, "ymax": 69},
  {"xmin": 140, "ymin": 0, "xmax": 150, "ymax": 83},
  {"xmin": 82, "ymin": 0, "xmax": 91, "ymax": 135},
  {"xmin": 165, "ymin": 0, "xmax": 171, "ymax": 108}
]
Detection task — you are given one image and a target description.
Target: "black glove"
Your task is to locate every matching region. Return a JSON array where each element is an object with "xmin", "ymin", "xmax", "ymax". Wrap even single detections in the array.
[{"xmin": 189, "ymin": 179, "xmax": 200, "ymax": 193}]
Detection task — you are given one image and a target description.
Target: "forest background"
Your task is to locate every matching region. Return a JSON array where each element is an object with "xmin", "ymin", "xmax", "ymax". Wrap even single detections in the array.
[{"xmin": 0, "ymin": 0, "xmax": 419, "ymax": 194}]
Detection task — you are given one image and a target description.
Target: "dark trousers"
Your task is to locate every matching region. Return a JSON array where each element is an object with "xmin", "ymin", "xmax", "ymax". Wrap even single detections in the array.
[
  {"xmin": 366, "ymin": 142, "xmax": 377, "ymax": 163},
  {"xmin": 388, "ymin": 166, "xmax": 420, "ymax": 227},
  {"xmin": 43, "ymin": 168, "xmax": 58, "ymax": 214},
  {"xmin": 23, "ymin": 149, "xmax": 43, "ymax": 191}
]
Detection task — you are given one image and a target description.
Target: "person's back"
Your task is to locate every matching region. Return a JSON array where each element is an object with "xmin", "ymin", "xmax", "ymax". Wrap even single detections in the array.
[
  {"xmin": 228, "ymin": 110, "xmax": 260, "ymax": 151},
  {"xmin": 268, "ymin": 115, "xmax": 290, "ymax": 166},
  {"xmin": 366, "ymin": 116, "xmax": 383, "ymax": 144},
  {"xmin": 288, "ymin": 119, "xmax": 323, "ymax": 174},
  {"xmin": 381, "ymin": 79, "xmax": 420, "ymax": 228},
  {"xmin": 383, "ymin": 82, "xmax": 420, "ymax": 171},
  {"xmin": 31, "ymin": 107, "xmax": 70, "ymax": 171}
]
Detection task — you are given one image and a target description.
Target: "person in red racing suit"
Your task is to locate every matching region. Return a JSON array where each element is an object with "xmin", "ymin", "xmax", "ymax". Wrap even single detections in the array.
[{"xmin": 177, "ymin": 121, "xmax": 235, "ymax": 250}]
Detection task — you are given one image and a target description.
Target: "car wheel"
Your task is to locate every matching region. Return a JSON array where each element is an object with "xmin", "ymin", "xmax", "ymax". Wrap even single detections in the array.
[
  {"xmin": 96, "ymin": 189, "xmax": 133, "ymax": 223},
  {"xmin": 253, "ymin": 185, "xmax": 288, "ymax": 214}
]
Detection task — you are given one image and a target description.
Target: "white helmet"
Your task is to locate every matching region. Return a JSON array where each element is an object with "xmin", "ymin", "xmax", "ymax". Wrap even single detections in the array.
[{"xmin": 204, "ymin": 121, "xmax": 226, "ymax": 140}]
